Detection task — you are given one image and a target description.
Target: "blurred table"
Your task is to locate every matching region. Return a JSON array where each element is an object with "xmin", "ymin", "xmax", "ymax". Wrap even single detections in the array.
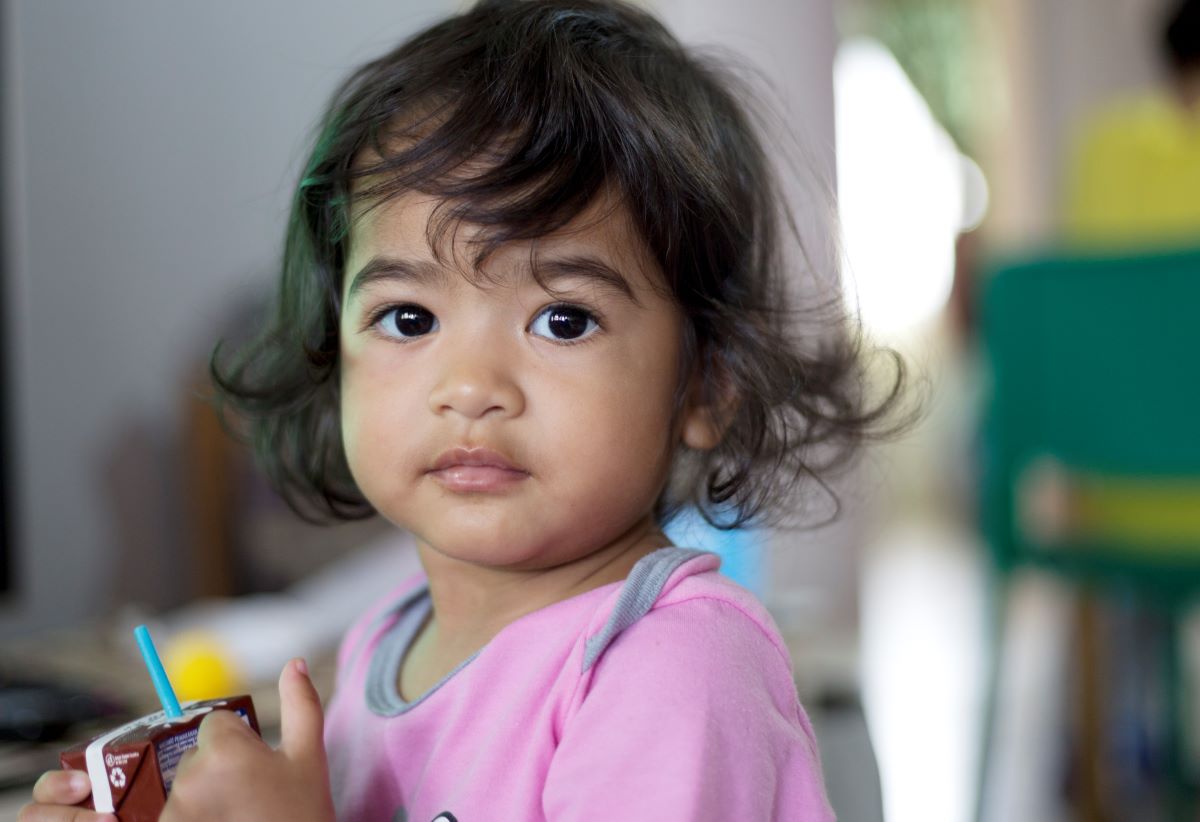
[{"xmin": 0, "ymin": 621, "xmax": 336, "ymax": 816}]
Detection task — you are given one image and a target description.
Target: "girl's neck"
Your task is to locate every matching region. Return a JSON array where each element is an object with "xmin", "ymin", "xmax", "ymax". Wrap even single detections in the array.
[{"xmin": 416, "ymin": 517, "xmax": 669, "ymax": 651}]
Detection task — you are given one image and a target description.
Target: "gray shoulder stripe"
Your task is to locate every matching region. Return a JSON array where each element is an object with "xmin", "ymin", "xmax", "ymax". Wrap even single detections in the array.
[
  {"xmin": 339, "ymin": 590, "xmax": 421, "ymax": 690},
  {"xmin": 582, "ymin": 547, "xmax": 709, "ymax": 673},
  {"xmin": 366, "ymin": 593, "xmax": 440, "ymax": 716},
  {"xmin": 346, "ymin": 585, "xmax": 428, "ymax": 714}
]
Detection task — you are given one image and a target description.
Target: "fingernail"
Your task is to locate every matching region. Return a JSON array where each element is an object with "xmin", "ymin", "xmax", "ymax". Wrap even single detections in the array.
[
  {"xmin": 70, "ymin": 771, "xmax": 91, "ymax": 792},
  {"xmin": 294, "ymin": 657, "xmax": 309, "ymax": 677}
]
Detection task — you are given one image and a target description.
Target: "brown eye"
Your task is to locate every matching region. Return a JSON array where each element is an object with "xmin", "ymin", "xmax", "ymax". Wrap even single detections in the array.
[
  {"xmin": 378, "ymin": 305, "xmax": 438, "ymax": 338},
  {"xmin": 530, "ymin": 304, "xmax": 599, "ymax": 341}
]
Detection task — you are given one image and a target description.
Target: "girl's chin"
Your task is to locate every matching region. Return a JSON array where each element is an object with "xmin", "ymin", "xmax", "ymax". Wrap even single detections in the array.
[{"xmin": 412, "ymin": 536, "xmax": 569, "ymax": 570}]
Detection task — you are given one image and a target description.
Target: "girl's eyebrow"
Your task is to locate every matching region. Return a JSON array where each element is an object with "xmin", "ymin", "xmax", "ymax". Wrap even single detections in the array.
[
  {"xmin": 531, "ymin": 255, "xmax": 639, "ymax": 305},
  {"xmin": 347, "ymin": 254, "xmax": 640, "ymax": 304},
  {"xmin": 347, "ymin": 256, "xmax": 446, "ymax": 299}
]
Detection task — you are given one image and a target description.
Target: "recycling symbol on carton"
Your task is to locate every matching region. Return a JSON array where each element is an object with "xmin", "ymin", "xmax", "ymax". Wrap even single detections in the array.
[{"xmin": 109, "ymin": 767, "xmax": 127, "ymax": 789}]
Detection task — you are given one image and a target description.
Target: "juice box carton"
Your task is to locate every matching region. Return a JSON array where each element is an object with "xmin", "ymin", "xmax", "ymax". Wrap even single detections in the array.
[{"xmin": 60, "ymin": 695, "xmax": 259, "ymax": 822}]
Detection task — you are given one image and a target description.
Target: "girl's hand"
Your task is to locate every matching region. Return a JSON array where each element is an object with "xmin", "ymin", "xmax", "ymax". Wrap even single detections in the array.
[
  {"xmin": 17, "ymin": 770, "xmax": 115, "ymax": 822},
  {"xmin": 160, "ymin": 658, "xmax": 334, "ymax": 822}
]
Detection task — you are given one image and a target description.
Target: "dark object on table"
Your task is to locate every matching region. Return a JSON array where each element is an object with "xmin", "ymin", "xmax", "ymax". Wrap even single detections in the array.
[{"xmin": 0, "ymin": 671, "xmax": 127, "ymax": 743}]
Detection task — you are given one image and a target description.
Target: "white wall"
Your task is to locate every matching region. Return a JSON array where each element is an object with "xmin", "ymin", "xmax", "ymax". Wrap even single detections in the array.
[
  {"xmin": 653, "ymin": 0, "xmax": 838, "ymax": 270},
  {"xmin": 652, "ymin": 0, "xmax": 836, "ymax": 161},
  {"xmin": 0, "ymin": 1, "xmax": 454, "ymax": 636}
]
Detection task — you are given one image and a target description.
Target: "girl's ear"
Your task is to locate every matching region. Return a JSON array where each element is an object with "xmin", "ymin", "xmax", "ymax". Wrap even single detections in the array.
[{"xmin": 680, "ymin": 368, "xmax": 737, "ymax": 451}]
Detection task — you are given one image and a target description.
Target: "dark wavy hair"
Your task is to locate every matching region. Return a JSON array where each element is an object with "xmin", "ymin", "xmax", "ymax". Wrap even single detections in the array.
[
  {"xmin": 1164, "ymin": 0, "xmax": 1200, "ymax": 73},
  {"xmin": 212, "ymin": 0, "xmax": 908, "ymax": 528}
]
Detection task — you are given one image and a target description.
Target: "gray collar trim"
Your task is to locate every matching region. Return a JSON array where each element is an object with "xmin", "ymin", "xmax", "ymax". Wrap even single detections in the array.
[
  {"xmin": 363, "ymin": 546, "xmax": 711, "ymax": 716},
  {"xmin": 366, "ymin": 592, "xmax": 465, "ymax": 716}
]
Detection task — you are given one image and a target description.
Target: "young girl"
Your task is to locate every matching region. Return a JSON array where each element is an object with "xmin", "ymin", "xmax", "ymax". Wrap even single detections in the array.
[{"xmin": 25, "ymin": 1, "xmax": 903, "ymax": 819}]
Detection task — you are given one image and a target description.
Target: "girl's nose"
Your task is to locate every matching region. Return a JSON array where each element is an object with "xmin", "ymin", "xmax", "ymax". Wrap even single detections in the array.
[{"xmin": 427, "ymin": 350, "xmax": 525, "ymax": 420}]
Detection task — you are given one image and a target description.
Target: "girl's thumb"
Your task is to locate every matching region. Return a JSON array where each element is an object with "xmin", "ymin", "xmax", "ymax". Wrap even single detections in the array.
[{"xmin": 278, "ymin": 658, "xmax": 327, "ymax": 765}]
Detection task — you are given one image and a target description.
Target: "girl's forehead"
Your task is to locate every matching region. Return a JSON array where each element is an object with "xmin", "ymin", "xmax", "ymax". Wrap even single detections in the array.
[{"xmin": 345, "ymin": 188, "xmax": 665, "ymax": 295}]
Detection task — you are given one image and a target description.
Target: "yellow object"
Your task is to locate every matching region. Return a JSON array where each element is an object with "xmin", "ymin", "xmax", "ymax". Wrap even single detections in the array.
[
  {"xmin": 1072, "ymin": 476, "xmax": 1200, "ymax": 553},
  {"xmin": 162, "ymin": 631, "xmax": 244, "ymax": 701},
  {"xmin": 1064, "ymin": 94, "xmax": 1200, "ymax": 247},
  {"xmin": 1019, "ymin": 459, "xmax": 1200, "ymax": 557}
]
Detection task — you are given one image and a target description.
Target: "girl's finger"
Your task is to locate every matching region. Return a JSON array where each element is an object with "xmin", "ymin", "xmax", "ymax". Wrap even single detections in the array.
[
  {"xmin": 16, "ymin": 800, "xmax": 116, "ymax": 822},
  {"xmin": 30, "ymin": 770, "xmax": 91, "ymax": 804},
  {"xmin": 173, "ymin": 746, "xmax": 198, "ymax": 781},
  {"xmin": 278, "ymin": 657, "xmax": 327, "ymax": 766}
]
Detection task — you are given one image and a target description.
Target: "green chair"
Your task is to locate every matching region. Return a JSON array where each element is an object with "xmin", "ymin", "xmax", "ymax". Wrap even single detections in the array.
[{"xmin": 976, "ymin": 247, "xmax": 1200, "ymax": 822}]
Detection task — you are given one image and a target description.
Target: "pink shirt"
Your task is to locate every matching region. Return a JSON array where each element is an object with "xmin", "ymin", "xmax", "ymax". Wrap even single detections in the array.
[{"xmin": 324, "ymin": 547, "xmax": 835, "ymax": 821}]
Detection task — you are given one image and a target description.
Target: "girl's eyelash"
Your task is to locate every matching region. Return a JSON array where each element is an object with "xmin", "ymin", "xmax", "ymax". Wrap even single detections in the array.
[
  {"xmin": 542, "ymin": 297, "xmax": 600, "ymax": 316},
  {"xmin": 544, "ymin": 301, "xmax": 604, "ymax": 323},
  {"xmin": 360, "ymin": 306, "xmax": 383, "ymax": 334},
  {"xmin": 363, "ymin": 305, "xmax": 390, "ymax": 331},
  {"xmin": 362, "ymin": 303, "xmax": 415, "ymax": 333}
]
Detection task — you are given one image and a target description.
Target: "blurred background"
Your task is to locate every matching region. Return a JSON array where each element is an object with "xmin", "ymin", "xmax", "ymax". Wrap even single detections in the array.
[{"xmin": 1, "ymin": 1, "xmax": 1199, "ymax": 820}]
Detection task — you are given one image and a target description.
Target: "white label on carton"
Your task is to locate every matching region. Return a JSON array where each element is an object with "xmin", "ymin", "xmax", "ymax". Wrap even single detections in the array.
[{"xmin": 85, "ymin": 702, "xmax": 213, "ymax": 814}]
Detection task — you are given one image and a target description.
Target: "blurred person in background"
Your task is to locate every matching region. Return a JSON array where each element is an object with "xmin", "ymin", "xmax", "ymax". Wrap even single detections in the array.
[{"xmin": 1063, "ymin": 0, "xmax": 1200, "ymax": 246}]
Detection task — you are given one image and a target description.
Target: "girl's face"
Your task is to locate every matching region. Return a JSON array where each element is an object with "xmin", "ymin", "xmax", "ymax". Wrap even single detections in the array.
[{"xmin": 338, "ymin": 190, "xmax": 718, "ymax": 572}]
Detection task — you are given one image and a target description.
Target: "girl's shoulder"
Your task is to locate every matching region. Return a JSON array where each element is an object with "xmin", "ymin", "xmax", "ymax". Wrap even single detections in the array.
[
  {"xmin": 548, "ymin": 549, "xmax": 830, "ymax": 820},
  {"xmin": 581, "ymin": 546, "xmax": 795, "ymax": 686}
]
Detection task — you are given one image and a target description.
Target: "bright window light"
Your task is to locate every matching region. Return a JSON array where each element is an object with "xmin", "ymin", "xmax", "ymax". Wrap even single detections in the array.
[{"xmin": 834, "ymin": 37, "xmax": 988, "ymax": 340}]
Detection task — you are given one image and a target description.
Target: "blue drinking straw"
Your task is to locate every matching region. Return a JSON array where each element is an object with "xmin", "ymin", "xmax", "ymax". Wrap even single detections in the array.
[{"xmin": 134, "ymin": 624, "xmax": 183, "ymax": 719}]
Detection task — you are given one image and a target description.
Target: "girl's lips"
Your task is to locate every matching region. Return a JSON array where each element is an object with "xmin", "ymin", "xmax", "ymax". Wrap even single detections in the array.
[
  {"xmin": 429, "ymin": 447, "xmax": 522, "ymax": 472},
  {"xmin": 429, "ymin": 465, "xmax": 528, "ymax": 492},
  {"xmin": 427, "ymin": 447, "xmax": 529, "ymax": 492}
]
